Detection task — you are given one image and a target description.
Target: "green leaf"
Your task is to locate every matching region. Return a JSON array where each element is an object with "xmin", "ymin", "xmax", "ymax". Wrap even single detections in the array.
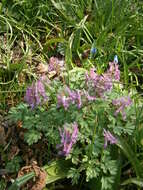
[
  {"xmin": 44, "ymin": 159, "xmax": 71, "ymax": 184},
  {"xmin": 101, "ymin": 176, "xmax": 114, "ymax": 190},
  {"xmin": 121, "ymin": 178, "xmax": 143, "ymax": 187},
  {"xmin": 0, "ymin": 179, "xmax": 6, "ymax": 190},
  {"xmin": 8, "ymin": 172, "xmax": 35, "ymax": 190},
  {"xmin": 24, "ymin": 130, "xmax": 42, "ymax": 145},
  {"xmin": 67, "ymin": 167, "xmax": 80, "ymax": 185},
  {"xmin": 6, "ymin": 156, "xmax": 22, "ymax": 173}
]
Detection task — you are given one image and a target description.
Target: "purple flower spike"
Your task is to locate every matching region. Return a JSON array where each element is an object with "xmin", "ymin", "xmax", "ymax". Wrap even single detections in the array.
[
  {"xmin": 24, "ymin": 85, "xmax": 35, "ymax": 109},
  {"xmin": 65, "ymin": 87, "xmax": 77, "ymax": 104},
  {"xmin": 57, "ymin": 122, "xmax": 78, "ymax": 156},
  {"xmin": 114, "ymin": 63, "xmax": 120, "ymax": 81},
  {"xmin": 57, "ymin": 87, "xmax": 83, "ymax": 110},
  {"xmin": 71, "ymin": 122, "xmax": 78, "ymax": 143},
  {"xmin": 108, "ymin": 62, "xmax": 120, "ymax": 81},
  {"xmin": 112, "ymin": 96, "xmax": 132, "ymax": 120},
  {"xmin": 24, "ymin": 79, "xmax": 48, "ymax": 109},
  {"xmin": 103, "ymin": 129, "xmax": 117, "ymax": 148}
]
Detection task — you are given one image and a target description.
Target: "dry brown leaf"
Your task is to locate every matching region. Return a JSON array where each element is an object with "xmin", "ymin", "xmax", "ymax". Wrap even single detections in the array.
[
  {"xmin": 18, "ymin": 161, "xmax": 47, "ymax": 190},
  {"xmin": 18, "ymin": 165, "xmax": 33, "ymax": 177},
  {"xmin": 17, "ymin": 120, "xmax": 23, "ymax": 128},
  {"xmin": 8, "ymin": 145, "xmax": 20, "ymax": 160},
  {"xmin": 18, "ymin": 72, "xmax": 26, "ymax": 85},
  {"xmin": 37, "ymin": 63, "xmax": 48, "ymax": 74},
  {"xmin": 48, "ymin": 70, "xmax": 57, "ymax": 79},
  {"xmin": 31, "ymin": 163, "xmax": 47, "ymax": 190}
]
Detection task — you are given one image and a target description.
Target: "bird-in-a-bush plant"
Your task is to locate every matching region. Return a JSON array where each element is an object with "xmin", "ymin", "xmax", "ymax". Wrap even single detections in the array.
[{"xmin": 8, "ymin": 56, "xmax": 143, "ymax": 190}]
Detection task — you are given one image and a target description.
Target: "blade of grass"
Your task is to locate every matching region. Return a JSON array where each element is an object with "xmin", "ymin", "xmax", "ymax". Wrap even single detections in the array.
[{"xmin": 117, "ymin": 137, "xmax": 143, "ymax": 178}]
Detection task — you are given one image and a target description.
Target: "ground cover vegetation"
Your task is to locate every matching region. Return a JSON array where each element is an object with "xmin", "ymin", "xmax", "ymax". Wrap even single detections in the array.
[{"xmin": 0, "ymin": 0, "xmax": 143, "ymax": 189}]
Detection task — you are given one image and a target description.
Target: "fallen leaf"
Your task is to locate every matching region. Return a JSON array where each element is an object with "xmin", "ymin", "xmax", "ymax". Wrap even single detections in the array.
[
  {"xmin": 18, "ymin": 161, "xmax": 47, "ymax": 190},
  {"xmin": 37, "ymin": 63, "xmax": 48, "ymax": 74}
]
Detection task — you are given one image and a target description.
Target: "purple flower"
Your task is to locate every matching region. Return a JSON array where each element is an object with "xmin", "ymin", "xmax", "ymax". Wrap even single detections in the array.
[
  {"xmin": 108, "ymin": 62, "xmax": 120, "ymax": 81},
  {"xmin": 71, "ymin": 123, "xmax": 79, "ymax": 143},
  {"xmin": 48, "ymin": 57, "xmax": 64, "ymax": 72},
  {"xmin": 112, "ymin": 96, "xmax": 132, "ymax": 120},
  {"xmin": 86, "ymin": 69, "xmax": 113, "ymax": 97},
  {"xmin": 65, "ymin": 87, "xmax": 77, "ymax": 104},
  {"xmin": 57, "ymin": 122, "xmax": 78, "ymax": 156},
  {"xmin": 57, "ymin": 94, "xmax": 70, "ymax": 110},
  {"xmin": 85, "ymin": 61, "xmax": 120, "ymax": 98},
  {"xmin": 102, "ymin": 73, "xmax": 113, "ymax": 91},
  {"xmin": 84, "ymin": 90, "xmax": 96, "ymax": 101},
  {"xmin": 24, "ymin": 79, "xmax": 48, "ymax": 109},
  {"xmin": 57, "ymin": 87, "xmax": 83, "ymax": 110},
  {"xmin": 57, "ymin": 85, "xmax": 97, "ymax": 110},
  {"xmin": 89, "ymin": 68, "xmax": 97, "ymax": 80},
  {"xmin": 24, "ymin": 85, "xmax": 35, "ymax": 109},
  {"xmin": 76, "ymin": 90, "xmax": 82, "ymax": 108},
  {"xmin": 103, "ymin": 129, "xmax": 117, "ymax": 148},
  {"xmin": 114, "ymin": 63, "xmax": 120, "ymax": 81},
  {"xmin": 48, "ymin": 57, "xmax": 59, "ymax": 72}
]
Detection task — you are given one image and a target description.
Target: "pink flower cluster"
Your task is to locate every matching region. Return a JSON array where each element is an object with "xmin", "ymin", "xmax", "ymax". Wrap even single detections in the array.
[
  {"xmin": 57, "ymin": 61, "xmax": 121, "ymax": 110},
  {"xmin": 57, "ymin": 122, "xmax": 78, "ymax": 156},
  {"xmin": 24, "ymin": 78, "xmax": 48, "ymax": 109},
  {"xmin": 103, "ymin": 129, "xmax": 117, "ymax": 148},
  {"xmin": 112, "ymin": 96, "xmax": 132, "ymax": 120},
  {"xmin": 57, "ymin": 87, "xmax": 82, "ymax": 110},
  {"xmin": 57, "ymin": 87, "xmax": 96, "ymax": 110},
  {"xmin": 85, "ymin": 61, "xmax": 120, "ymax": 97}
]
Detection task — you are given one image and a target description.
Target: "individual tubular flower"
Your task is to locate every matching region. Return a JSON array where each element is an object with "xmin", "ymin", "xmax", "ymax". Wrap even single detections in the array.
[
  {"xmin": 103, "ymin": 129, "xmax": 117, "ymax": 148},
  {"xmin": 57, "ymin": 94, "xmax": 70, "ymax": 110},
  {"xmin": 112, "ymin": 96, "xmax": 132, "ymax": 120},
  {"xmin": 57, "ymin": 122, "xmax": 78, "ymax": 156},
  {"xmin": 24, "ymin": 79, "xmax": 48, "ymax": 109}
]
